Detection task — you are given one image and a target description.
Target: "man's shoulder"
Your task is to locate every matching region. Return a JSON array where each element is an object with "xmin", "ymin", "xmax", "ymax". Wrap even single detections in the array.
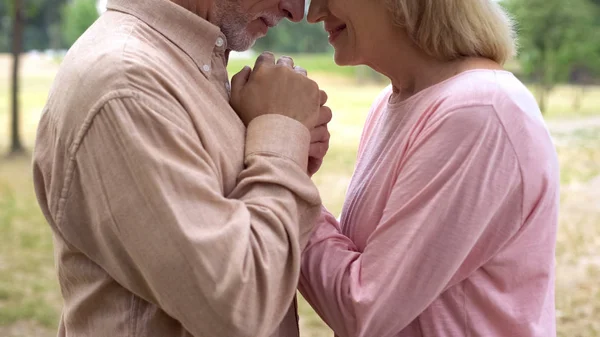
[
  {"xmin": 49, "ymin": 12, "xmax": 207, "ymax": 119},
  {"xmin": 43, "ymin": 12, "xmax": 210, "ymax": 155},
  {"xmin": 58, "ymin": 12, "xmax": 195, "ymax": 95}
]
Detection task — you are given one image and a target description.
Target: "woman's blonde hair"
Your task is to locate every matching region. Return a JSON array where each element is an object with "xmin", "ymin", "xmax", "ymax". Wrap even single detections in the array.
[{"xmin": 386, "ymin": 0, "xmax": 516, "ymax": 65}]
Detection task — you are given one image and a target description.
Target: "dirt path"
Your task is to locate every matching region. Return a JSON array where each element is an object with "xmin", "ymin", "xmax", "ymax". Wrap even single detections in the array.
[{"xmin": 547, "ymin": 116, "xmax": 600, "ymax": 133}]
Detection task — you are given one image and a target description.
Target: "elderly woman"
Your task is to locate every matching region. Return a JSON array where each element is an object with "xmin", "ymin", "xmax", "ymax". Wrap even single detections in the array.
[{"xmin": 298, "ymin": 0, "xmax": 559, "ymax": 336}]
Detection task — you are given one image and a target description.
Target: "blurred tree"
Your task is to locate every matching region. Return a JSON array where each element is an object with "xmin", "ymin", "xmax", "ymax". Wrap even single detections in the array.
[
  {"xmin": 588, "ymin": 0, "xmax": 600, "ymax": 74},
  {"xmin": 0, "ymin": 1, "xmax": 8, "ymax": 51},
  {"xmin": 9, "ymin": 0, "xmax": 25, "ymax": 155},
  {"xmin": 504, "ymin": 0, "xmax": 600, "ymax": 113},
  {"xmin": 45, "ymin": 0, "xmax": 69, "ymax": 49},
  {"xmin": 61, "ymin": 0, "xmax": 99, "ymax": 47},
  {"xmin": 1, "ymin": 0, "xmax": 69, "ymax": 52},
  {"xmin": 4, "ymin": 0, "xmax": 49, "ymax": 155},
  {"xmin": 254, "ymin": 20, "xmax": 330, "ymax": 54},
  {"xmin": 26, "ymin": 0, "xmax": 67, "ymax": 50},
  {"xmin": 567, "ymin": 0, "xmax": 600, "ymax": 111},
  {"xmin": 1, "ymin": 0, "xmax": 50, "ymax": 51}
]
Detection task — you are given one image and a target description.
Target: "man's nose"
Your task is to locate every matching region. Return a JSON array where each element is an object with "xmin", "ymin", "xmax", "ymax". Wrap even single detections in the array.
[{"xmin": 279, "ymin": 0, "xmax": 305, "ymax": 22}]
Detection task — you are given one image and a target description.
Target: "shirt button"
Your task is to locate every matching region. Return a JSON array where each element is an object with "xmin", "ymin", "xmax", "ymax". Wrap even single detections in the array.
[
  {"xmin": 202, "ymin": 64, "xmax": 211, "ymax": 72},
  {"xmin": 216, "ymin": 37, "xmax": 224, "ymax": 47}
]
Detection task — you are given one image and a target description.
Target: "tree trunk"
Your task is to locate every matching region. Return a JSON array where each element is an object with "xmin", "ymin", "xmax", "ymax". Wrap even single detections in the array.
[
  {"xmin": 572, "ymin": 86, "xmax": 586, "ymax": 112},
  {"xmin": 10, "ymin": 0, "xmax": 25, "ymax": 155},
  {"xmin": 536, "ymin": 85, "xmax": 548, "ymax": 115}
]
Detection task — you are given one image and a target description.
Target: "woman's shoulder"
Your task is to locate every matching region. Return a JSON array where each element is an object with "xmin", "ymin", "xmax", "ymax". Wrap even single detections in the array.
[
  {"xmin": 438, "ymin": 70, "xmax": 539, "ymax": 113},
  {"xmin": 426, "ymin": 70, "xmax": 557, "ymax": 175},
  {"xmin": 422, "ymin": 70, "xmax": 543, "ymax": 126}
]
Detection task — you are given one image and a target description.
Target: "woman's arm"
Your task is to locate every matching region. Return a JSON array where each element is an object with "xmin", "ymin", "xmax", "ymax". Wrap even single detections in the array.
[{"xmin": 299, "ymin": 105, "xmax": 524, "ymax": 337}]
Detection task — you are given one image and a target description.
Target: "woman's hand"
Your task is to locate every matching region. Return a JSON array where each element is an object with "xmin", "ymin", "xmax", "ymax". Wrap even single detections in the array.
[{"xmin": 308, "ymin": 91, "xmax": 332, "ymax": 176}]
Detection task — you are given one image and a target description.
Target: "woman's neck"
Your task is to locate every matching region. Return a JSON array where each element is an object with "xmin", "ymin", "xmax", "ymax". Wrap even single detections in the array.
[
  {"xmin": 390, "ymin": 57, "xmax": 463, "ymax": 101},
  {"xmin": 366, "ymin": 37, "xmax": 503, "ymax": 102}
]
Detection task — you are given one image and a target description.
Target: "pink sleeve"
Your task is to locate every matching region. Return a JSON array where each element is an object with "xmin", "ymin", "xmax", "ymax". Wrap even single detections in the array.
[
  {"xmin": 299, "ymin": 105, "xmax": 524, "ymax": 336},
  {"xmin": 356, "ymin": 86, "xmax": 393, "ymax": 160}
]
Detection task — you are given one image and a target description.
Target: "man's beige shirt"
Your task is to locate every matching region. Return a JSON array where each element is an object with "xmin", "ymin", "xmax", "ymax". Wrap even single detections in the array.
[{"xmin": 32, "ymin": 0, "xmax": 322, "ymax": 336}]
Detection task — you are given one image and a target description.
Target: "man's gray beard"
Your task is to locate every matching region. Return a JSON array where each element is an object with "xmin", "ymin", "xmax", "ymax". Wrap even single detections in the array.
[
  {"xmin": 213, "ymin": 0, "xmax": 256, "ymax": 52},
  {"xmin": 216, "ymin": 8, "xmax": 281, "ymax": 52},
  {"xmin": 220, "ymin": 19, "xmax": 255, "ymax": 52}
]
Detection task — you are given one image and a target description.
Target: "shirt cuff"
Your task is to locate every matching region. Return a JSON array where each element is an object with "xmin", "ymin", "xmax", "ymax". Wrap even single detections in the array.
[{"xmin": 245, "ymin": 114, "xmax": 311, "ymax": 170}]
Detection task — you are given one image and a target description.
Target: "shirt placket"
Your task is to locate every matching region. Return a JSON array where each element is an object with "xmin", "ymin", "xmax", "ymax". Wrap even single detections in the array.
[{"xmin": 202, "ymin": 36, "xmax": 231, "ymax": 100}]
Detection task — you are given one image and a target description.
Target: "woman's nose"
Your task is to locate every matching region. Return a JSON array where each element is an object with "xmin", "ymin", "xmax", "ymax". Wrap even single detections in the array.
[{"xmin": 307, "ymin": 0, "xmax": 327, "ymax": 23}]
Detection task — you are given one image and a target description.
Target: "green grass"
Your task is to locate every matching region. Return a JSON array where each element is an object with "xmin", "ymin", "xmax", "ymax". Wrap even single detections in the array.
[
  {"xmin": 554, "ymin": 128, "xmax": 600, "ymax": 185},
  {"xmin": 553, "ymin": 127, "xmax": 600, "ymax": 337},
  {"xmin": 0, "ymin": 159, "xmax": 62, "ymax": 331},
  {"xmin": 533, "ymin": 85, "xmax": 600, "ymax": 119},
  {"xmin": 0, "ymin": 56, "xmax": 57, "ymax": 152},
  {"xmin": 1, "ymin": 53, "xmax": 600, "ymax": 336}
]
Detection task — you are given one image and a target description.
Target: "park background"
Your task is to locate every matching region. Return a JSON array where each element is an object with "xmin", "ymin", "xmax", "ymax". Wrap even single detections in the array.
[{"xmin": 1, "ymin": 0, "xmax": 600, "ymax": 336}]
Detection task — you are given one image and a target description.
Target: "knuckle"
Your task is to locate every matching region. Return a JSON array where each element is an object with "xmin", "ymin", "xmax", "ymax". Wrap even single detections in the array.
[
  {"xmin": 252, "ymin": 68, "xmax": 267, "ymax": 81},
  {"xmin": 253, "ymin": 64, "xmax": 267, "ymax": 74},
  {"xmin": 320, "ymin": 106, "xmax": 332, "ymax": 119},
  {"xmin": 307, "ymin": 80, "xmax": 320, "ymax": 95},
  {"xmin": 314, "ymin": 126, "xmax": 325, "ymax": 138},
  {"xmin": 318, "ymin": 143, "xmax": 328, "ymax": 157},
  {"xmin": 310, "ymin": 142, "xmax": 327, "ymax": 157},
  {"xmin": 294, "ymin": 66, "xmax": 307, "ymax": 75},
  {"xmin": 256, "ymin": 52, "xmax": 274, "ymax": 64},
  {"xmin": 273, "ymin": 66, "xmax": 290, "ymax": 77}
]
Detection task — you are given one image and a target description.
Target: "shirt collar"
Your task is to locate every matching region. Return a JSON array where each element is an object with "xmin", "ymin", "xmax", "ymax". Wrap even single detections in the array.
[{"xmin": 106, "ymin": 0, "xmax": 227, "ymax": 73}]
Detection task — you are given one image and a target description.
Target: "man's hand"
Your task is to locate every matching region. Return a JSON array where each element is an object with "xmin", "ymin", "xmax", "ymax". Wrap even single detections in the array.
[
  {"xmin": 230, "ymin": 52, "xmax": 321, "ymax": 129},
  {"xmin": 308, "ymin": 91, "xmax": 332, "ymax": 176}
]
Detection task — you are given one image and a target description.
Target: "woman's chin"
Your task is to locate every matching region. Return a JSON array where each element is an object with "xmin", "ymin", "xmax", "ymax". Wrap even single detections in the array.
[
  {"xmin": 332, "ymin": 49, "xmax": 349, "ymax": 66},
  {"xmin": 333, "ymin": 49, "xmax": 359, "ymax": 67}
]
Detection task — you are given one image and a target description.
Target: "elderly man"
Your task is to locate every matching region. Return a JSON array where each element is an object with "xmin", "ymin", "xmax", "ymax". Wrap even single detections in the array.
[{"xmin": 32, "ymin": 0, "xmax": 331, "ymax": 336}]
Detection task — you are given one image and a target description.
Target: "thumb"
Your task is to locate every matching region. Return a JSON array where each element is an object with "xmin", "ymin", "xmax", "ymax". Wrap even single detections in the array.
[{"xmin": 230, "ymin": 66, "xmax": 252, "ymax": 97}]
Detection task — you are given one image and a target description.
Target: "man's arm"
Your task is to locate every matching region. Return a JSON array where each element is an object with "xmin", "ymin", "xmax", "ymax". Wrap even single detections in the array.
[{"xmin": 59, "ymin": 95, "xmax": 321, "ymax": 337}]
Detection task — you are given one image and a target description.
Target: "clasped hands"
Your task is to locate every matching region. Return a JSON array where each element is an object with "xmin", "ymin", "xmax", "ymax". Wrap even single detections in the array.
[{"xmin": 230, "ymin": 51, "xmax": 332, "ymax": 176}]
